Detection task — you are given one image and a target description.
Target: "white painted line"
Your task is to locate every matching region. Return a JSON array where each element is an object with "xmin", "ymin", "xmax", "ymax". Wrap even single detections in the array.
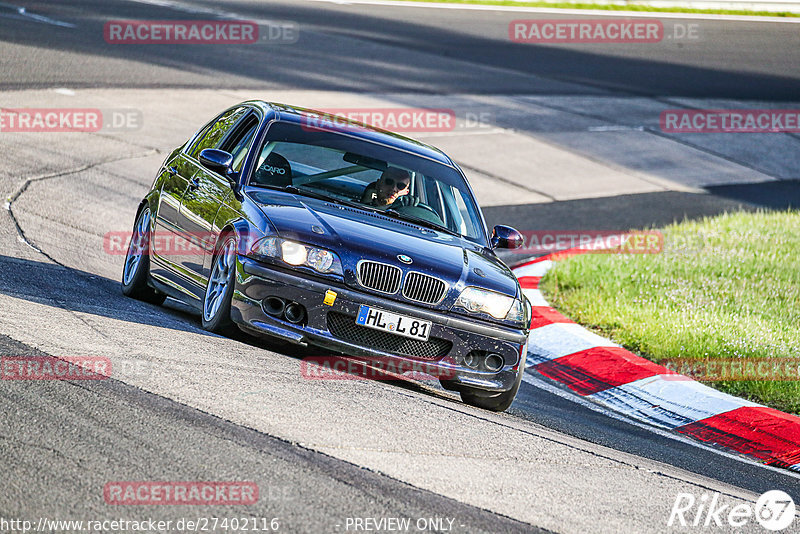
[
  {"xmin": 588, "ymin": 125, "xmax": 645, "ymax": 131},
  {"xmin": 306, "ymin": 0, "xmax": 800, "ymax": 22},
  {"xmin": 0, "ymin": 2, "xmax": 76, "ymax": 28},
  {"xmin": 589, "ymin": 374, "xmax": 762, "ymax": 429},
  {"xmin": 521, "ymin": 372, "xmax": 800, "ymax": 481},
  {"xmin": 527, "ymin": 322, "xmax": 619, "ymax": 365},
  {"xmin": 53, "ymin": 88, "xmax": 75, "ymax": 96},
  {"xmin": 513, "ymin": 259, "xmax": 552, "ymax": 278}
]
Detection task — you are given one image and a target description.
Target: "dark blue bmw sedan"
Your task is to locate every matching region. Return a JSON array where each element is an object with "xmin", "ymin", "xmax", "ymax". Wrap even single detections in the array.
[{"xmin": 122, "ymin": 101, "xmax": 531, "ymax": 411}]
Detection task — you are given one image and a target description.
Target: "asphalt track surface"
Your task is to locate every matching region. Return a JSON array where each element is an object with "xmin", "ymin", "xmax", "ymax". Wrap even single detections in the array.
[
  {"xmin": 1, "ymin": 1, "xmax": 800, "ymax": 533},
  {"xmin": 3, "ymin": 0, "xmax": 800, "ymax": 98}
]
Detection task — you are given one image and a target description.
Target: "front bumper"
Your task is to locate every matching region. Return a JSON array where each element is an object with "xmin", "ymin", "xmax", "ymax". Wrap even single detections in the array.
[{"xmin": 231, "ymin": 256, "xmax": 528, "ymax": 393}]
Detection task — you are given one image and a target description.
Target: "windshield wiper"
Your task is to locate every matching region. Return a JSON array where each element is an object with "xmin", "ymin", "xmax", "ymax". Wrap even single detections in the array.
[
  {"xmin": 384, "ymin": 209, "xmax": 461, "ymax": 238},
  {"xmin": 292, "ymin": 186, "xmax": 373, "ymax": 211},
  {"xmin": 284, "ymin": 185, "xmax": 339, "ymax": 203},
  {"xmin": 254, "ymin": 184, "xmax": 347, "ymax": 205}
]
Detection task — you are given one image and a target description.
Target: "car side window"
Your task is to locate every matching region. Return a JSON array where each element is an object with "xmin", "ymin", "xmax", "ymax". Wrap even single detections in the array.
[
  {"xmin": 188, "ymin": 107, "xmax": 248, "ymax": 159},
  {"xmin": 222, "ymin": 115, "xmax": 259, "ymax": 172}
]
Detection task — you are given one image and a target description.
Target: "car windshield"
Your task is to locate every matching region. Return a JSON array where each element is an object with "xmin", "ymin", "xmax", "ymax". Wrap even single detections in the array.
[{"xmin": 247, "ymin": 121, "xmax": 487, "ymax": 243}]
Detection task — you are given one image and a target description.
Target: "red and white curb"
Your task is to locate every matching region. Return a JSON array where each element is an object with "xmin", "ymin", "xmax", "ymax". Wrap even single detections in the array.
[{"xmin": 512, "ymin": 256, "xmax": 800, "ymax": 471}]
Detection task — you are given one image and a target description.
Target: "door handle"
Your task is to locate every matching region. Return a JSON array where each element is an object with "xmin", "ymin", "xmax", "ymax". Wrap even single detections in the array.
[{"xmin": 188, "ymin": 177, "xmax": 201, "ymax": 191}]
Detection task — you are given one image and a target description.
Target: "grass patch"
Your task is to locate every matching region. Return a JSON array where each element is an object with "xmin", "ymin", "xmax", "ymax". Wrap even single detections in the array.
[
  {"xmin": 399, "ymin": 0, "xmax": 800, "ymax": 17},
  {"xmin": 540, "ymin": 210, "xmax": 800, "ymax": 414}
]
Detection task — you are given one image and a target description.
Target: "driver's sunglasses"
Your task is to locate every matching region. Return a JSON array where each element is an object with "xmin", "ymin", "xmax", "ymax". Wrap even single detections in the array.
[{"xmin": 384, "ymin": 177, "xmax": 409, "ymax": 190}]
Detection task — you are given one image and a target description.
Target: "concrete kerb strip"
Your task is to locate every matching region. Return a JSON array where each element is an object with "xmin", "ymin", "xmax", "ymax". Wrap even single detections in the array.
[{"xmin": 512, "ymin": 250, "xmax": 800, "ymax": 472}]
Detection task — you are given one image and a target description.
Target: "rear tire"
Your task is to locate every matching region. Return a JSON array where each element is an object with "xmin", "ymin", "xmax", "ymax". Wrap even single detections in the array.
[
  {"xmin": 460, "ymin": 369, "xmax": 523, "ymax": 412},
  {"xmin": 121, "ymin": 206, "xmax": 166, "ymax": 305},
  {"xmin": 201, "ymin": 234, "xmax": 238, "ymax": 336}
]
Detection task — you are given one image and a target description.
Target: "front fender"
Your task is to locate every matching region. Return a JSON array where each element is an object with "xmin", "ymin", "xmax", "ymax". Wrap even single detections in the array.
[{"xmin": 132, "ymin": 191, "xmax": 161, "ymax": 234}]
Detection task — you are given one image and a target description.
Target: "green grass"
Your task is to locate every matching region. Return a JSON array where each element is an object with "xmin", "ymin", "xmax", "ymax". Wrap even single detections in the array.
[
  {"xmin": 400, "ymin": 0, "xmax": 800, "ymax": 17},
  {"xmin": 540, "ymin": 211, "xmax": 800, "ymax": 414}
]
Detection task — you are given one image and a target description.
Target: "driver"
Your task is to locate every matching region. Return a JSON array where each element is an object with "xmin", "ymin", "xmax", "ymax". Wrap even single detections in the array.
[{"xmin": 360, "ymin": 167, "xmax": 412, "ymax": 208}]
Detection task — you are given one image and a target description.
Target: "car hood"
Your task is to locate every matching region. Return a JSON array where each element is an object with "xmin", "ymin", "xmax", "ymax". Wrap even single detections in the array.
[{"xmin": 249, "ymin": 190, "xmax": 519, "ymax": 300}]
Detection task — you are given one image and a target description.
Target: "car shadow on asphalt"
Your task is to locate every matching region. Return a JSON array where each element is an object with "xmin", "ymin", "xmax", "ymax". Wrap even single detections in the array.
[
  {"xmin": 0, "ymin": 253, "xmax": 463, "ymax": 403},
  {"xmin": 0, "ymin": 253, "xmax": 216, "ymax": 337},
  {"xmin": 705, "ymin": 179, "xmax": 800, "ymax": 209}
]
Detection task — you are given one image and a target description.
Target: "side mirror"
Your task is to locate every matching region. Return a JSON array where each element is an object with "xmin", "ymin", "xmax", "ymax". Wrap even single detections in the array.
[
  {"xmin": 491, "ymin": 225, "xmax": 525, "ymax": 250},
  {"xmin": 199, "ymin": 148, "xmax": 234, "ymax": 177}
]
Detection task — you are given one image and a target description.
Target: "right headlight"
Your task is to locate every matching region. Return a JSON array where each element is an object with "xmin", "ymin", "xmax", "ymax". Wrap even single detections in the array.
[
  {"xmin": 455, "ymin": 286, "xmax": 524, "ymax": 321},
  {"xmin": 249, "ymin": 237, "xmax": 343, "ymax": 276}
]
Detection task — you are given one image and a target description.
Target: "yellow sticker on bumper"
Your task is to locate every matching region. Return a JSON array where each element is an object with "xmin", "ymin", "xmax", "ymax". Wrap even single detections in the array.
[{"xmin": 323, "ymin": 290, "xmax": 337, "ymax": 306}]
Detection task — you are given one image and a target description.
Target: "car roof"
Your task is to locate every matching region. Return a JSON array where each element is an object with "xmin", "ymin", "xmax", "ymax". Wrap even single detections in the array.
[{"xmin": 243, "ymin": 100, "xmax": 458, "ymax": 168}]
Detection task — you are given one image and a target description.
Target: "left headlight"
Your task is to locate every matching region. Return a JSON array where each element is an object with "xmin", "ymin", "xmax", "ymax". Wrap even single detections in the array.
[
  {"xmin": 250, "ymin": 237, "xmax": 343, "ymax": 276},
  {"xmin": 455, "ymin": 286, "xmax": 525, "ymax": 322}
]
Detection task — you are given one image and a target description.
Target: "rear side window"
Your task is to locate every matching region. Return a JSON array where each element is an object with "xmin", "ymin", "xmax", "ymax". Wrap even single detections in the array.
[{"xmin": 189, "ymin": 107, "xmax": 248, "ymax": 159}]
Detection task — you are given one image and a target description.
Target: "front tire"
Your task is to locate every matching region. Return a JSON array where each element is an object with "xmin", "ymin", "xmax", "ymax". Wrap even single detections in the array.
[
  {"xmin": 121, "ymin": 206, "xmax": 166, "ymax": 305},
  {"xmin": 201, "ymin": 234, "xmax": 238, "ymax": 335},
  {"xmin": 460, "ymin": 369, "xmax": 523, "ymax": 412}
]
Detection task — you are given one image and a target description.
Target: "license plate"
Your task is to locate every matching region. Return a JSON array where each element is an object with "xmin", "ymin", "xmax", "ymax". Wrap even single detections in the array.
[{"xmin": 355, "ymin": 305, "xmax": 431, "ymax": 342}]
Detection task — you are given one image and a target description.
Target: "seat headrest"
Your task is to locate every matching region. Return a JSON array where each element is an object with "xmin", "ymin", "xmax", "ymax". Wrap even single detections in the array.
[{"xmin": 254, "ymin": 152, "xmax": 292, "ymax": 186}]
